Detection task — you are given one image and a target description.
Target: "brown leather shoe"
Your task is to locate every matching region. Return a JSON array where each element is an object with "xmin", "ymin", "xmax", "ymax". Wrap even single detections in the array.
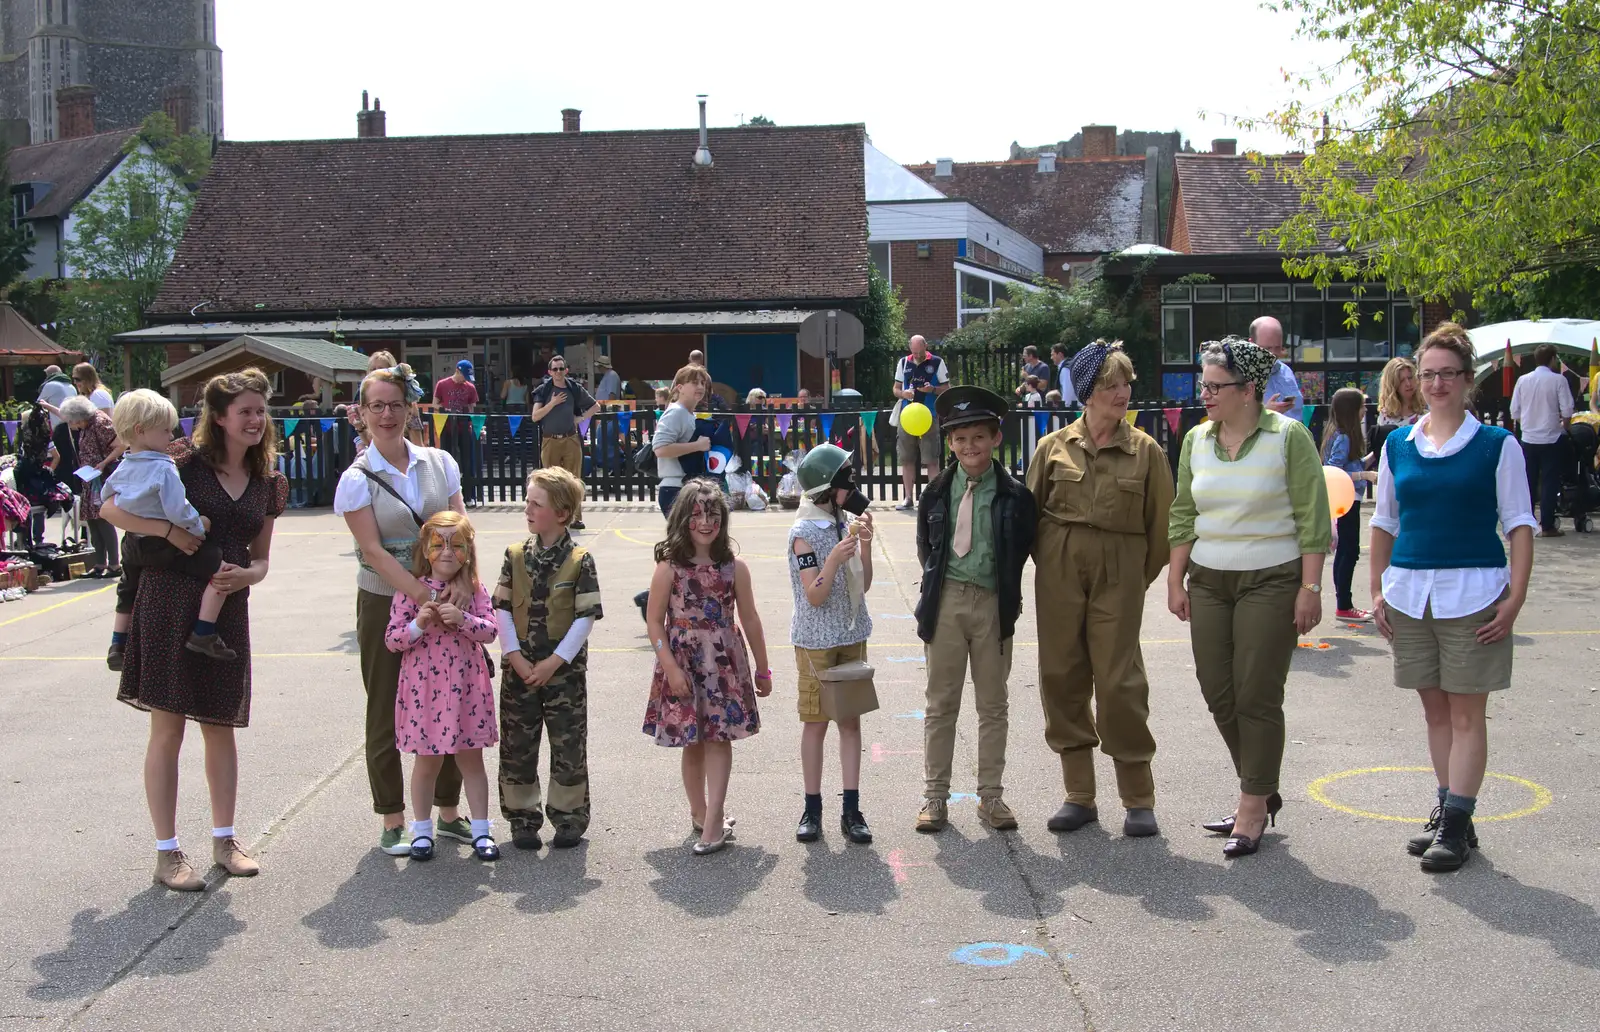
[
  {"xmin": 977, "ymin": 797, "xmax": 1019, "ymax": 830},
  {"xmin": 212, "ymin": 836, "xmax": 260, "ymax": 876},
  {"xmin": 185, "ymin": 632, "xmax": 237, "ymax": 661},
  {"xmin": 154, "ymin": 849, "xmax": 206, "ymax": 892},
  {"xmin": 915, "ymin": 798, "xmax": 948, "ymax": 833}
]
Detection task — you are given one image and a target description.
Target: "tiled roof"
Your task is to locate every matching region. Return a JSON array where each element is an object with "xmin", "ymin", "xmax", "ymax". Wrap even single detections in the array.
[
  {"xmin": 1171, "ymin": 153, "xmax": 1372, "ymax": 255},
  {"xmin": 904, "ymin": 157, "xmax": 1147, "ymax": 254},
  {"xmin": 0, "ymin": 303, "xmax": 74, "ymax": 357},
  {"xmin": 149, "ymin": 125, "xmax": 869, "ymax": 319},
  {"xmin": 6, "ymin": 129, "xmax": 140, "ymax": 220}
]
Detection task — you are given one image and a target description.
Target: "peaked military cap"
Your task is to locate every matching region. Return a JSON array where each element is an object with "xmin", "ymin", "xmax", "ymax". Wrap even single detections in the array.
[{"xmin": 936, "ymin": 384, "xmax": 1009, "ymax": 431}]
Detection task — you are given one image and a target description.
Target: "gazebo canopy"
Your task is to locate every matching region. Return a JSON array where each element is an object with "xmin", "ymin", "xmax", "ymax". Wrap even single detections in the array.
[
  {"xmin": 0, "ymin": 303, "xmax": 78, "ymax": 367},
  {"xmin": 161, "ymin": 335, "xmax": 369, "ymax": 403}
]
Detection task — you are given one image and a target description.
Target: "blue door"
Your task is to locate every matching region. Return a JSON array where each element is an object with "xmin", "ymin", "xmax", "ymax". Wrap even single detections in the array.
[{"xmin": 706, "ymin": 333, "xmax": 797, "ymax": 398}]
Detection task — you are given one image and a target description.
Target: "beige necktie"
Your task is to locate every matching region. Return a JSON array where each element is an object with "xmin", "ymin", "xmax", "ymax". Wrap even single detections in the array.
[{"xmin": 953, "ymin": 479, "xmax": 974, "ymax": 558}]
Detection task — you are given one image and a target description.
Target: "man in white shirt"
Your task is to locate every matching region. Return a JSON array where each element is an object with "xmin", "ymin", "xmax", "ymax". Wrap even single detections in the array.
[
  {"xmin": 36, "ymin": 365, "xmax": 75, "ymax": 429},
  {"xmin": 1050, "ymin": 344, "xmax": 1078, "ymax": 407},
  {"xmin": 1509, "ymin": 344, "xmax": 1576, "ymax": 536}
]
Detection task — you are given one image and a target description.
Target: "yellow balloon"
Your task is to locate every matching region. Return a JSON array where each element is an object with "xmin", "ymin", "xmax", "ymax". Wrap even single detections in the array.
[
  {"xmin": 900, "ymin": 401, "xmax": 933, "ymax": 437},
  {"xmin": 1323, "ymin": 465, "xmax": 1356, "ymax": 519}
]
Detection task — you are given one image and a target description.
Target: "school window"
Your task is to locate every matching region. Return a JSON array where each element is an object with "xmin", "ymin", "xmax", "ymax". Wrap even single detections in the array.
[
  {"xmin": 1161, "ymin": 306, "xmax": 1192, "ymax": 364},
  {"xmin": 1161, "ymin": 282, "xmax": 1413, "ymax": 370},
  {"xmin": 868, "ymin": 242, "xmax": 890, "ymax": 283}
]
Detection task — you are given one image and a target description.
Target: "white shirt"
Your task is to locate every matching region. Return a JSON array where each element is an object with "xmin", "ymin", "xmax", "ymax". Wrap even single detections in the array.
[
  {"xmin": 332, "ymin": 438, "xmax": 462, "ymax": 515},
  {"xmin": 1057, "ymin": 365, "xmax": 1078, "ymax": 407},
  {"xmin": 102, "ymin": 449, "xmax": 205, "ymax": 536},
  {"xmin": 1508, "ymin": 365, "xmax": 1574, "ymax": 445},
  {"xmin": 37, "ymin": 378, "xmax": 74, "ymax": 429},
  {"xmin": 594, "ymin": 369, "xmax": 623, "ymax": 401},
  {"xmin": 87, "ymin": 387, "xmax": 114, "ymax": 412},
  {"xmin": 1371, "ymin": 413, "xmax": 1537, "ymax": 619}
]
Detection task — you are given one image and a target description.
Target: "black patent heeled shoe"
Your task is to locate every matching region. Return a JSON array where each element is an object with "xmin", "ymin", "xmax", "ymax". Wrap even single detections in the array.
[
  {"xmin": 1222, "ymin": 808, "xmax": 1276, "ymax": 859},
  {"xmin": 1201, "ymin": 792, "xmax": 1282, "ymax": 835}
]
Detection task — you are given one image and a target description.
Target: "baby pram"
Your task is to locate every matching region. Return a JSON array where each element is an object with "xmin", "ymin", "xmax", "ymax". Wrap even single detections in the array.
[{"xmin": 1559, "ymin": 420, "xmax": 1599, "ymax": 533}]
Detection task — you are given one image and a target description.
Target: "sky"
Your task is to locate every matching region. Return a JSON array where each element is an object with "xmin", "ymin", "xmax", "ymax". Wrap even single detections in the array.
[{"xmin": 218, "ymin": 0, "xmax": 1345, "ymax": 161}]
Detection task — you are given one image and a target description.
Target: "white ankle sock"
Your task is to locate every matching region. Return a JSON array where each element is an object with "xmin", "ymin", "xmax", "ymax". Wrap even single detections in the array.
[
  {"xmin": 212, "ymin": 826, "xmax": 235, "ymax": 839},
  {"xmin": 156, "ymin": 836, "xmax": 179, "ymax": 852},
  {"xmin": 410, "ymin": 818, "xmax": 434, "ymax": 840},
  {"xmin": 470, "ymin": 818, "xmax": 492, "ymax": 840}
]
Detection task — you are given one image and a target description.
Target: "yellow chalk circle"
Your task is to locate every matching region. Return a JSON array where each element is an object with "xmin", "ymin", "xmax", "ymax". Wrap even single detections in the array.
[{"xmin": 1307, "ymin": 766, "xmax": 1553, "ymax": 823}]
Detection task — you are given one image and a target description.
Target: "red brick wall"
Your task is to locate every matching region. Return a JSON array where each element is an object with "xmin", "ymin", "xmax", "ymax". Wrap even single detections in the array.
[
  {"xmin": 890, "ymin": 239, "xmax": 958, "ymax": 342},
  {"xmin": 1420, "ymin": 300, "xmax": 1452, "ymax": 336},
  {"xmin": 1168, "ymin": 177, "xmax": 1191, "ymax": 253},
  {"xmin": 1083, "ymin": 125, "xmax": 1117, "ymax": 159}
]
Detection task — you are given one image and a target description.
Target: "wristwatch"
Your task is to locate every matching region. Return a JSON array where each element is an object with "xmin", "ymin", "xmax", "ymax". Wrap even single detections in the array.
[{"xmin": 1301, "ymin": 582, "xmax": 1322, "ymax": 594}]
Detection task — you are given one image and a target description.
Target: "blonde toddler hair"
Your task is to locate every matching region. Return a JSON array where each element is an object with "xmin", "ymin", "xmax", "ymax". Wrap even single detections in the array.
[
  {"xmin": 526, "ymin": 467, "xmax": 585, "ymax": 525},
  {"xmin": 112, "ymin": 388, "xmax": 179, "ymax": 446}
]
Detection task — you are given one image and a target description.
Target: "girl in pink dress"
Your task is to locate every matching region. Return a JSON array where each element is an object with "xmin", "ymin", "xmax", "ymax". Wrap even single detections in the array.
[
  {"xmin": 644, "ymin": 481, "xmax": 772, "ymax": 856},
  {"xmin": 385, "ymin": 511, "xmax": 500, "ymax": 862}
]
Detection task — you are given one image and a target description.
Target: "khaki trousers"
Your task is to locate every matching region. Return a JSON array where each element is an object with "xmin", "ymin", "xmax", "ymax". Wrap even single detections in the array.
[
  {"xmin": 357, "ymin": 589, "xmax": 461, "ymax": 815},
  {"xmin": 541, "ymin": 434, "xmax": 584, "ymax": 477},
  {"xmin": 1186, "ymin": 560, "xmax": 1300, "ymax": 796},
  {"xmin": 923, "ymin": 581, "xmax": 1012, "ymax": 801},
  {"xmin": 1036, "ymin": 521, "xmax": 1157, "ymax": 809}
]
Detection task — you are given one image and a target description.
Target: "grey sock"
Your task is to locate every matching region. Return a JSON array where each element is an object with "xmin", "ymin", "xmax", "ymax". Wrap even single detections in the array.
[
  {"xmin": 1444, "ymin": 792, "xmax": 1477, "ymax": 816},
  {"xmin": 1436, "ymin": 785, "xmax": 1448, "ymax": 806}
]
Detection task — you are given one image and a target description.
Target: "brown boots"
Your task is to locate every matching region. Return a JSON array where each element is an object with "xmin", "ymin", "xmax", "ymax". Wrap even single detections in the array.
[
  {"xmin": 185, "ymin": 632, "xmax": 237, "ymax": 661},
  {"xmin": 153, "ymin": 838, "xmax": 260, "ymax": 891}
]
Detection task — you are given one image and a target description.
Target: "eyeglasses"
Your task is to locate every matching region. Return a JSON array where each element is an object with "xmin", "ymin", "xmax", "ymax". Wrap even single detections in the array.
[
  {"xmin": 1198, "ymin": 380, "xmax": 1244, "ymax": 396},
  {"xmin": 1418, "ymin": 369, "xmax": 1465, "ymax": 384},
  {"xmin": 364, "ymin": 400, "xmax": 408, "ymax": 414}
]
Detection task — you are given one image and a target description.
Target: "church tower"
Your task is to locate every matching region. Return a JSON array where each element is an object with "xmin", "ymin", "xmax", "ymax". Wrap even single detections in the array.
[{"xmin": 0, "ymin": 0, "xmax": 223, "ymax": 145}]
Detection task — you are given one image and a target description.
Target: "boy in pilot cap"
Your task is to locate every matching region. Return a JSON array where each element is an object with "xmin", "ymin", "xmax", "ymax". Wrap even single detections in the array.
[{"xmin": 913, "ymin": 386, "xmax": 1036, "ymax": 832}]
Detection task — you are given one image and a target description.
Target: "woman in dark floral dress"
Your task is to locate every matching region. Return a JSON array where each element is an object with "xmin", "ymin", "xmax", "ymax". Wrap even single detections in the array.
[{"xmin": 101, "ymin": 369, "xmax": 287, "ymax": 892}]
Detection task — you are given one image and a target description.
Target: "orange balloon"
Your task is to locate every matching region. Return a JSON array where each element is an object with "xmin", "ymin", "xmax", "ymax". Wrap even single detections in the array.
[{"xmin": 1323, "ymin": 465, "xmax": 1356, "ymax": 519}]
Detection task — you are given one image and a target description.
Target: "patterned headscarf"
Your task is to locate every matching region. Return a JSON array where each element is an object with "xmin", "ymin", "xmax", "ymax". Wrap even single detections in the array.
[
  {"xmin": 1068, "ymin": 339, "xmax": 1124, "ymax": 400},
  {"xmin": 1203, "ymin": 335, "xmax": 1275, "ymax": 395},
  {"xmin": 386, "ymin": 366, "xmax": 425, "ymax": 403}
]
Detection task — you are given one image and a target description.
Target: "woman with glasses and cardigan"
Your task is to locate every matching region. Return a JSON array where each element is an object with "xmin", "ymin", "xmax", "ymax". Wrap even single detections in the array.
[
  {"xmin": 1167, "ymin": 337, "xmax": 1330, "ymax": 859},
  {"xmin": 335, "ymin": 364, "xmax": 474, "ymax": 857},
  {"xmin": 1370, "ymin": 323, "xmax": 1535, "ymax": 872}
]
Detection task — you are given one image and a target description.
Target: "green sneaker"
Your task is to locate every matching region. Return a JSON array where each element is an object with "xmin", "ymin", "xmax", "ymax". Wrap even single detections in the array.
[
  {"xmin": 436, "ymin": 817, "xmax": 473, "ymax": 843},
  {"xmin": 379, "ymin": 826, "xmax": 411, "ymax": 856}
]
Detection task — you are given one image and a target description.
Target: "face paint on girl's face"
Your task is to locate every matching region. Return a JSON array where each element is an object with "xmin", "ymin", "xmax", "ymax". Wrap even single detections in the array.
[
  {"xmin": 427, "ymin": 528, "xmax": 467, "ymax": 580},
  {"xmin": 689, "ymin": 502, "xmax": 723, "ymax": 544}
]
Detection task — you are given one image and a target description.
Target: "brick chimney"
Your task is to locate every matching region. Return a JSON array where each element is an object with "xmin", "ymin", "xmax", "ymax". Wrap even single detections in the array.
[
  {"xmin": 55, "ymin": 85, "xmax": 96, "ymax": 140},
  {"xmin": 1082, "ymin": 124, "xmax": 1117, "ymax": 158},
  {"xmin": 1211, "ymin": 138, "xmax": 1238, "ymax": 155},
  {"xmin": 561, "ymin": 108, "xmax": 581, "ymax": 132},
  {"xmin": 357, "ymin": 91, "xmax": 387, "ymax": 138},
  {"xmin": 162, "ymin": 84, "xmax": 194, "ymax": 135}
]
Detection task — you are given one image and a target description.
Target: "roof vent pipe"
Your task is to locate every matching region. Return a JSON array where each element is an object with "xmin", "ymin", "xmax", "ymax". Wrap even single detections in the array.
[
  {"xmin": 693, "ymin": 95, "xmax": 713, "ymax": 167},
  {"xmin": 934, "ymin": 157, "xmax": 953, "ymax": 177}
]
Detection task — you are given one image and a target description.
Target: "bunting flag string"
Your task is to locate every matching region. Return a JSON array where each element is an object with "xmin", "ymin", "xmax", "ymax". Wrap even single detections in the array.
[
  {"xmin": 615, "ymin": 411, "xmax": 631, "ymax": 436},
  {"xmin": 180, "ymin": 417, "xmax": 195, "ymax": 437},
  {"xmin": 734, "ymin": 414, "xmax": 752, "ymax": 437},
  {"xmin": 1034, "ymin": 411, "xmax": 1049, "ymax": 437},
  {"xmin": 1299, "ymin": 406, "xmax": 1316, "ymax": 427},
  {"xmin": 1502, "ymin": 339, "xmax": 1514, "ymax": 396},
  {"xmin": 432, "ymin": 412, "xmax": 448, "ymax": 439},
  {"xmin": 1123, "ymin": 410, "xmax": 1137, "ymax": 426},
  {"xmin": 470, "ymin": 414, "xmax": 487, "ymax": 438},
  {"xmin": 507, "ymin": 415, "xmax": 524, "ymax": 437},
  {"xmin": 819, "ymin": 413, "xmax": 834, "ymax": 440},
  {"xmin": 320, "ymin": 418, "xmax": 336, "ymax": 433},
  {"xmin": 860, "ymin": 411, "xmax": 876, "ymax": 436},
  {"xmin": 775, "ymin": 414, "xmax": 793, "ymax": 436},
  {"xmin": 1, "ymin": 420, "xmax": 16, "ymax": 445},
  {"xmin": 1163, "ymin": 407, "xmax": 1181, "ymax": 435},
  {"xmin": 577, "ymin": 416, "xmax": 592, "ymax": 438},
  {"xmin": 282, "ymin": 418, "xmax": 300, "ymax": 437}
]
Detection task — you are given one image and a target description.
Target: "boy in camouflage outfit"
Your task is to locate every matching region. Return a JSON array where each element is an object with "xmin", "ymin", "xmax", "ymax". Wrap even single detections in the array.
[{"xmin": 493, "ymin": 468, "xmax": 604, "ymax": 851}]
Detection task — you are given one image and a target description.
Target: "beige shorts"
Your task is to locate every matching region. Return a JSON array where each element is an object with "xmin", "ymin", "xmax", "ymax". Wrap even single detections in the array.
[
  {"xmin": 794, "ymin": 641, "xmax": 868, "ymax": 722},
  {"xmin": 897, "ymin": 425, "xmax": 940, "ymax": 467},
  {"xmin": 1388, "ymin": 597, "xmax": 1512, "ymax": 694}
]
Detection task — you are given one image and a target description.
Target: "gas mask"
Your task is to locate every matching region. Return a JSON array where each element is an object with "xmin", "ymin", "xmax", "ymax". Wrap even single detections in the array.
[{"xmin": 830, "ymin": 464, "xmax": 870, "ymax": 516}]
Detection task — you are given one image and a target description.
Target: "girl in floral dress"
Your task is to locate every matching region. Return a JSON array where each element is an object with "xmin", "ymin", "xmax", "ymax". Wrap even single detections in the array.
[
  {"xmin": 385, "ymin": 511, "xmax": 500, "ymax": 862},
  {"xmin": 644, "ymin": 480, "xmax": 772, "ymax": 855}
]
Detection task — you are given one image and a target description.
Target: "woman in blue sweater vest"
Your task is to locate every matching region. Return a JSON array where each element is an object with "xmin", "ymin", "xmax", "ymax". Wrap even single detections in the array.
[{"xmin": 1369, "ymin": 323, "xmax": 1536, "ymax": 873}]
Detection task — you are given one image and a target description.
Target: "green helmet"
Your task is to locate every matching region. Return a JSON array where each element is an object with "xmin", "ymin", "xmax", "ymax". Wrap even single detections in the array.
[{"xmin": 795, "ymin": 443, "xmax": 852, "ymax": 498}]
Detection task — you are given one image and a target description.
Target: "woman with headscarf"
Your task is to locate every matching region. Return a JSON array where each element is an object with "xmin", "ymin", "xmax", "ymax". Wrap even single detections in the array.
[
  {"xmin": 61, "ymin": 394, "xmax": 125, "ymax": 577},
  {"xmin": 1167, "ymin": 336, "xmax": 1331, "ymax": 858},
  {"xmin": 11, "ymin": 403, "xmax": 69, "ymax": 551},
  {"xmin": 1028, "ymin": 341, "xmax": 1174, "ymax": 838}
]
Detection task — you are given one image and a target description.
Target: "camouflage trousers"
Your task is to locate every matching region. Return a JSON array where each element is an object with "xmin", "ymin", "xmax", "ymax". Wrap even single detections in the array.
[{"xmin": 499, "ymin": 666, "xmax": 590, "ymax": 835}]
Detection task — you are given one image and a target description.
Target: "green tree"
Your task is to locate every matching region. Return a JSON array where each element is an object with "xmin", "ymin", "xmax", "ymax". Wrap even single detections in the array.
[
  {"xmin": 854, "ymin": 262, "xmax": 908, "ymax": 400},
  {"xmin": 0, "ymin": 140, "xmax": 36, "ymax": 294},
  {"xmin": 56, "ymin": 112, "xmax": 211, "ymax": 390},
  {"xmin": 1256, "ymin": 0, "xmax": 1600, "ymax": 308},
  {"xmin": 744, "ymin": 114, "xmax": 776, "ymax": 127}
]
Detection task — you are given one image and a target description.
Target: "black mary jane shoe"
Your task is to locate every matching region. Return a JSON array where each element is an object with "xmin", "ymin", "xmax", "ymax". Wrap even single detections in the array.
[
  {"xmin": 1202, "ymin": 792, "xmax": 1283, "ymax": 835},
  {"xmin": 409, "ymin": 836, "xmax": 435, "ymax": 862},
  {"xmin": 841, "ymin": 810, "xmax": 873, "ymax": 845},
  {"xmin": 1222, "ymin": 811, "xmax": 1274, "ymax": 859},
  {"xmin": 472, "ymin": 835, "xmax": 500, "ymax": 862},
  {"xmin": 795, "ymin": 810, "xmax": 823, "ymax": 843}
]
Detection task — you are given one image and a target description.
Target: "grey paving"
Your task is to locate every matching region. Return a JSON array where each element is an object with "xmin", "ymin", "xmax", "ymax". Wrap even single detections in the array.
[{"xmin": 0, "ymin": 506, "xmax": 1595, "ymax": 1031}]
